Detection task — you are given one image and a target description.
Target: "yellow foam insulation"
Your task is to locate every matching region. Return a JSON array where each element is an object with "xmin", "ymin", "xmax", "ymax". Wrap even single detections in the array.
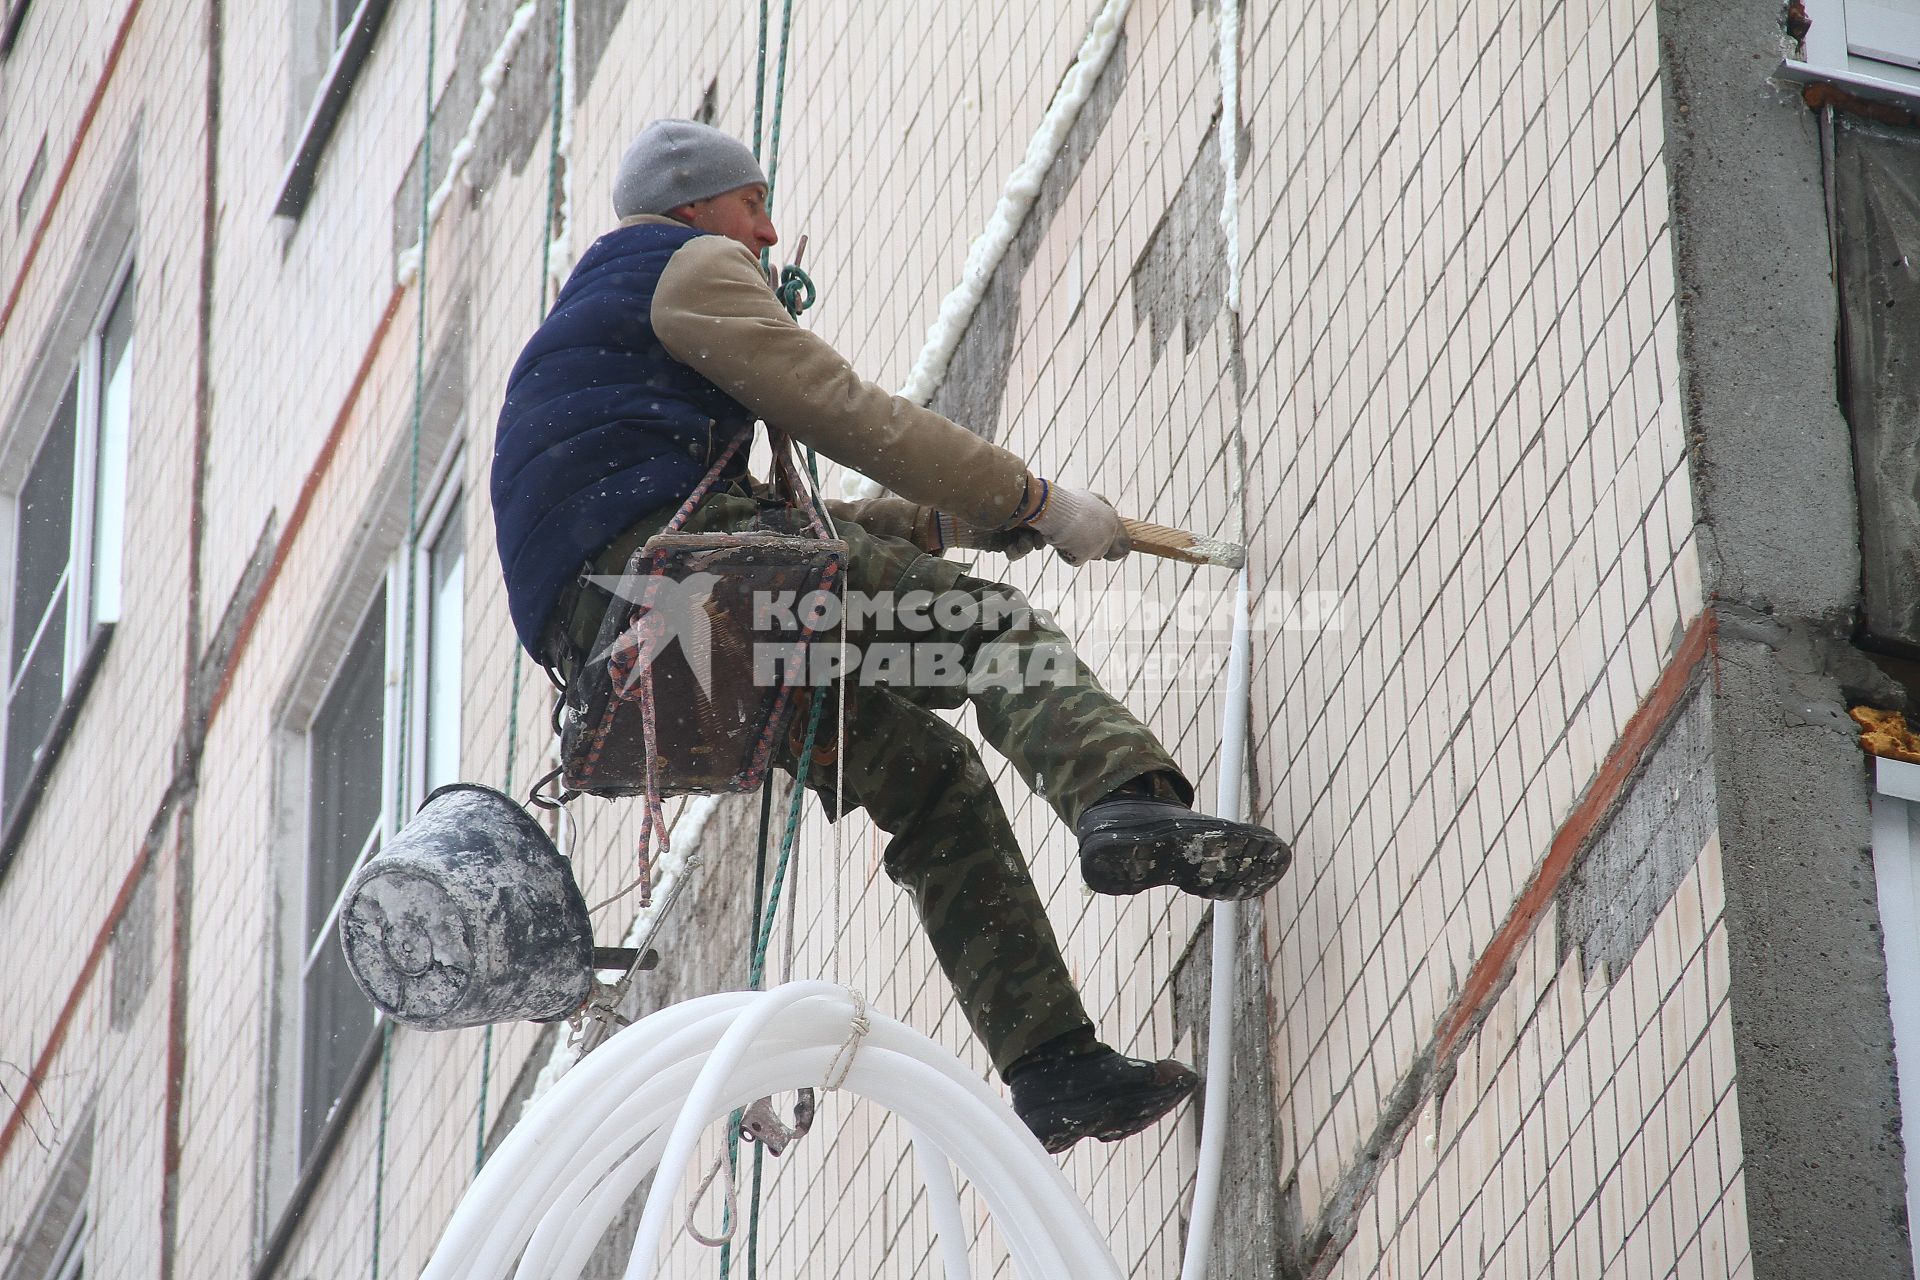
[{"xmin": 1850, "ymin": 706, "xmax": 1920, "ymax": 764}]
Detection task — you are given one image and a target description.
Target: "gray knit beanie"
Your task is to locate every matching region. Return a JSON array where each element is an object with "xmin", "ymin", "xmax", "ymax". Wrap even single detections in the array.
[{"xmin": 612, "ymin": 120, "xmax": 768, "ymax": 217}]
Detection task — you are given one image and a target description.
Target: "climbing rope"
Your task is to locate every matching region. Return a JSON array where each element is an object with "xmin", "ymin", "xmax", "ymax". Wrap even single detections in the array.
[
  {"xmin": 474, "ymin": 0, "xmax": 571, "ymax": 1183},
  {"xmin": 372, "ymin": 0, "xmax": 443, "ymax": 1270},
  {"xmin": 720, "ymin": 7, "xmax": 842, "ymax": 1273}
]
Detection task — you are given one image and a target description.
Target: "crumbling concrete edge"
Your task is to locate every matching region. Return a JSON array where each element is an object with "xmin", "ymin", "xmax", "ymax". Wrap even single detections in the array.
[{"xmin": 1657, "ymin": 0, "xmax": 1912, "ymax": 1275}]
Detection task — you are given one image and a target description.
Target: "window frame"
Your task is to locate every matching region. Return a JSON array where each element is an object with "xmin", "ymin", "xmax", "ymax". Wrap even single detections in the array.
[
  {"xmin": 1870, "ymin": 755, "xmax": 1920, "ymax": 1279},
  {"xmin": 257, "ymin": 455, "xmax": 470, "ymax": 1269},
  {"xmin": 291, "ymin": 577, "xmax": 397, "ymax": 1163},
  {"xmin": 408, "ymin": 452, "xmax": 466, "ymax": 810},
  {"xmin": 256, "ymin": 573, "xmax": 398, "ymax": 1275},
  {"xmin": 3, "ymin": 1104, "xmax": 93, "ymax": 1280},
  {"xmin": 0, "ymin": 251, "xmax": 134, "ymax": 868},
  {"xmin": 42, "ymin": 1201, "xmax": 87, "ymax": 1280},
  {"xmin": 1783, "ymin": 0, "xmax": 1920, "ymax": 107},
  {"xmin": 1, "ymin": 0, "xmax": 33, "ymax": 58},
  {"xmin": 275, "ymin": 0, "xmax": 395, "ymax": 220}
]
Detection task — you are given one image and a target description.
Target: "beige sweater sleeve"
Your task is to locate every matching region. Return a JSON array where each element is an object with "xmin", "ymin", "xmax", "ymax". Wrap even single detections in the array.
[{"xmin": 651, "ymin": 234, "xmax": 1032, "ymax": 529}]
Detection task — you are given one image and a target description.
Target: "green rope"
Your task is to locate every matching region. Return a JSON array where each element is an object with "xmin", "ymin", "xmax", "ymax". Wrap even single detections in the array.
[
  {"xmin": 727, "ymin": 6, "xmax": 818, "ymax": 1273},
  {"xmin": 747, "ymin": 1144, "xmax": 767, "ymax": 1275},
  {"xmin": 374, "ymin": 0, "xmax": 441, "ymax": 1268},
  {"xmin": 753, "ymin": 692, "xmax": 827, "ymax": 986},
  {"xmin": 476, "ymin": 0, "xmax": 570, "ymax": 1182},
  {"xmin": 752, "ymin": 0, "xmax": 770, "ymax": 158},
  {"xmin": 371, "ymin": 1021, "xmax": 396, "ymax": 1278},
  {"xmin": 719, "ymin": 693, "xmax": 826, "ymax": 1280},
  {"xmin": 775, "ymin": 264, "xmax": 815, "ymax": 316},
  {"xmin": 764, "ymin": 0, "xmax": 798, "ymax": 204}
]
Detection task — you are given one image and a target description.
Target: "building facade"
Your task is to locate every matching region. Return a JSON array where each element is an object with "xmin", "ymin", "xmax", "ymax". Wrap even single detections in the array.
[{"xmin": 1, "ymin": 0, "xmax": 1915, "ymax": 1276}]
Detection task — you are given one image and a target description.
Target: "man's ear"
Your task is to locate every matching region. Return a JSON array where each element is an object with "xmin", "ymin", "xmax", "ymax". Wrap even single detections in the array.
[{"xmin": 665, "ymin": 201, "xmax": 699, "ymax": 223}]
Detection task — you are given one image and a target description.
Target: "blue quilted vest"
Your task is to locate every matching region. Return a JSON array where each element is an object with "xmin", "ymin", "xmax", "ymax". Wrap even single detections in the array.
[{"xmin": 492, "ymin": 222, "xmax": 754, "ymax": 654}]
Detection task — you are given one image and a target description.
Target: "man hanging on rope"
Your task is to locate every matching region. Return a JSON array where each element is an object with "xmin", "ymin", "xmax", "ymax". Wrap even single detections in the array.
[{"xmin": 493, "ymin": 120, "xmax": 1290, "ymax": 1153}]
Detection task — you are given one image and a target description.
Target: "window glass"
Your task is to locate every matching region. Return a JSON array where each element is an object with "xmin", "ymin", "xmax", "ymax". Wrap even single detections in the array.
[
  {"xmin": 424, "ymin": 493, "xmax": 464, "ymax": 797},
  {"xmin": 6, "ymin": 380, "xmax": 77, "ymax": 812},
  {"xmin": 1850, "ymin": 1, "xmax": 1920, "ymax": 73},
  {"xmin": 299, "ymin": 588, "xmax": 385, "ymax": 1160},
  {"xmin": 13, "ymin": 378, "xmax": 75, "ymax": 673},
  {"xmin": 46, "ymin": 1203, "xmax": 86, "ymax": 1280},
  {"xmin": 6, "ymin": 584, "xmax": 65, "ymax": 809},
  {"xmin": 91, "ymin": 278, "xmax": 132, "ymax": 625}
]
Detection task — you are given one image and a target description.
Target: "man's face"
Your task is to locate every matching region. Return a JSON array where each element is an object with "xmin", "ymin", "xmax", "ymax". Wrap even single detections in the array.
[{"xmin": 673, "ymin": 184, "xmax": 778, "ymax": 254}]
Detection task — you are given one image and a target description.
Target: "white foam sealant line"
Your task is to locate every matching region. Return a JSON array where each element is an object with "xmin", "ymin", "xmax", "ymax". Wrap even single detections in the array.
[
  {"xmin": 545, "ymin": 0, "xmax": 578, "ymax": 298},
  {"xmin": 1181, "ymin": 0, "xmax": 1247, "ymax": 1274},
  {"xmin": 397, "ymin": 0, "xmax": 542, "ymax": 287},
  {"xmin": 523, "ymin": 796, "xmax": 720, "ymax": 1109},
  {"xmin": 422, "ymin": 984, "xmax": 1128, "ymax": 1280},
  {"xmin": 840, "ymin": 0, "xmax": 1135, "ymax": 500}
]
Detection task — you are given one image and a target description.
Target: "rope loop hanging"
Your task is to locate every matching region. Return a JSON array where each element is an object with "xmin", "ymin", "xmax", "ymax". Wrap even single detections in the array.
[{"xmin": 776, "ymin": 263, "xmax": 816, "ymax": 316}]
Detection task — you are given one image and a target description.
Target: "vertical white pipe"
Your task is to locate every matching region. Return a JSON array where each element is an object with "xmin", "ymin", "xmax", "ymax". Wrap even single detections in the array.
[
  {"xmin": 1180, "ymin": 569, "xmax": 1251, "ymax": 1280},
  {"xmin": 1182, "ymin": 0, "xmax": 1249, "ymax": 1270}
]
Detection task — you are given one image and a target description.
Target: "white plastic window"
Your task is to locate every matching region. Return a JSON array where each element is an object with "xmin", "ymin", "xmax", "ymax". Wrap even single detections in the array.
[
  {"xmin": 297, "ymin": 586, "xmax": 389, "ymax": 1163},
  {"xmin": 291, "ymin": 0, "xmax": 369, "ymax": 131},
  {"xmin": 1870, "ymin": 756, "xmax": 1920, "ymax": 1278},
  {"xmin": 288, "ymin": 459, "xmax": 464, "ymax": 1174},
  {"xmin": 43, "ymin": 1202, "xmax": 87, "ymax": 1280},
  {"xmin": 3, "ymin": 265, "xmax": 133, "ymax": 817},
  {"xmin": 1798, "ymin": 0, "xmax": 1920, "ymax": 96},
  {"xmin": 415, "ymin": 473, "xmax": 465, "ymax": 803}
]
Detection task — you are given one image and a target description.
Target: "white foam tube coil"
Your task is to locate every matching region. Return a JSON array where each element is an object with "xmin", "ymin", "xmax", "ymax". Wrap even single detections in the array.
[{"xmin": 423, "ymin": 983, "xmax": 1126, "ymax": 1280}]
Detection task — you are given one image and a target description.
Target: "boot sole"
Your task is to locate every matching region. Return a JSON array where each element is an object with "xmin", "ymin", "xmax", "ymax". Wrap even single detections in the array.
[
  {"xmin": 1080, "ymin": 816, "xmax": 1292, "ymax": 901},
  {"xmin": 1023, "ymin": 1065, "xmax": 1200, "ymax": 1154}
]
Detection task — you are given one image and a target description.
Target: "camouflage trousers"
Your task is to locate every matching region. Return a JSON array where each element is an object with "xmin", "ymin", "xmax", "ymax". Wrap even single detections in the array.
[{"xmin": 552, "ymin": 489, "xmax": 1189, "ymax": 1075}]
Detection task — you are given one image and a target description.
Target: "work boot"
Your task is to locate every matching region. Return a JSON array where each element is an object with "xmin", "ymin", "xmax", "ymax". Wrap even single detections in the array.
[
  {"xmin": 1076, "ymin": 776, "xmax": 1291, "ymax": 900},
  {"xmin": 1008, "ymin": 1041, "xmax": 1199, "ymax": 1154}
]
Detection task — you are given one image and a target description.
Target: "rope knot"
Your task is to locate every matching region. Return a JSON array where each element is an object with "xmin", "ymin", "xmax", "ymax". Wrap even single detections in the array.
[{"xmin": 821, "ymin": 988, "xmax": 870, "ymax": 1091}]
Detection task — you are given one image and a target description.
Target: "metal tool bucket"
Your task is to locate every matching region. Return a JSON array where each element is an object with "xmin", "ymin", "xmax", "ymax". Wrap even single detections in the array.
[{"xmin": 339, "ymin": 784, "xmax": 593, "ymax": 1031}]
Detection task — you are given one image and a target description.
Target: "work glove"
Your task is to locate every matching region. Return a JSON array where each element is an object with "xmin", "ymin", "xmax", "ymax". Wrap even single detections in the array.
[
  {"xmin": 929, "ymin": 512, "xmax": 1043, "ymax": 560},
  {"xmin": 1022, "ymin": 482, "xmax": 1131, "ymax": 565}
]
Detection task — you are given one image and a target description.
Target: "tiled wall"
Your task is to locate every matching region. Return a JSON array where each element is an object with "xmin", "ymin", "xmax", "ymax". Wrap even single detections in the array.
[
  {"xmin": 0, "ymin": 0, "xmax": 1752, "ymax": 1275},
  {"xmin": 1240, "ymin": 0, "xmax": 1710, "ymax": 1254},
  {"xmin": 1331, "ymin": 838, "xmax": 1746, "ymax": 1280},
  {"xmin": 0, "ymin": 0, "xmax": 200, "ymax": 1268}
]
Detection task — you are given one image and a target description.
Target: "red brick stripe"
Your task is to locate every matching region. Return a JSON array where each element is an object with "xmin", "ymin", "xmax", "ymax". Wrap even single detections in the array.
[
  {"xmin": 203, "ymin": 284, "xmax": 407, "ymax": 727},
  {"xmin": 0, "ymin": 0, "xmax": 147, "ymax": 343},
  {"xmin": 3, "ymin": 280, "xmax": 407, "ymax": 1172},
  {"xmin": 1436, "ymin": 609, "xmax": 1718, "ymax": 1058},
  {"xmin": 0, "ymin": 835, "xmax": 157, "ymax": 1167}
]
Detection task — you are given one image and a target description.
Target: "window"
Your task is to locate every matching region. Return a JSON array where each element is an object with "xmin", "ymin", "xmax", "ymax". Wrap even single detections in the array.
[
  {"xmin": 278, "ymin": 0, "xmax": 395, "ymax": 219},
  {"xmin": 1789, "ymin": 1, "xmax": 1920, "ymax": 100},
  {"xmin": 292, "ymin": 0, "xmax": 361, "ymax": 110},
  {"xmin": 3, "ymin": 266, "xmax": 132, "ymax": 820},
  {"xmin": 1, "ymin": 0, "xmax": 33, "ymax": 58},
  {"xmin": 415, "ymin": 480, "xmax": 464, "ymax": 802},
  {"xmin": 263, "ymin": 465, "xmax": 466, "ymax": 1249},
  {"xmin": 297, "ymin": 585, "xmax": 387, "ymax": 1162},
  {"xmin": 3, "ymin": 1108, "xmax": 92, "ymax": 1280},
  {"xmin": 1870, "ymin": 755, "xmax": 1920, "ymax": 1278},
  {"xmin": 42, "ymin": 1205, "xmax": 86, "ymax": 1280}
]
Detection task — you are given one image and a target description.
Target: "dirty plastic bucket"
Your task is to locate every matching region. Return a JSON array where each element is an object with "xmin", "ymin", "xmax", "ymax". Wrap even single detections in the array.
[{"xmin": 339, "ymin": 783, "xmax": 593, "ymax": 1031}]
